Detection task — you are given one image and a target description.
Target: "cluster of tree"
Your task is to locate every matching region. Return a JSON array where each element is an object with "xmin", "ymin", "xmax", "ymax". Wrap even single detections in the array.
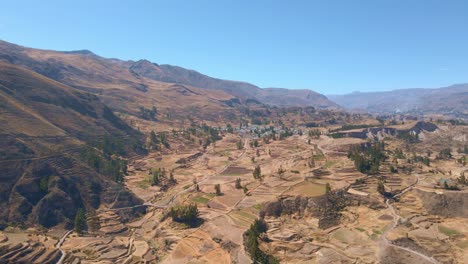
[
  {"xmin": 397, "ymin": 131, "xmax": 419, "ymax": 143},
  {"xmin": 303, "ymin": 122, "xmax": 319, "ymax": 128},
  {"xmin": 200, "ymin": 123, "xmax": 222, "ymax": 149},
  {"xmin": 139, "ymin": 106, "xmax": 158, "ymax": 120},
  {"xmin": 226, "ymin": 123, "xmax": 234, "ymax": 133},
  {"xmin": 348, "ymin": 141, "xmax": 386, "ymax": 175},
  {"xmin": 150, "ymin": 167, "xmax": 166, "ymax": 186},
  {"xmin": 250, "ymin": 139, "xmax": 259, "ymax": 148},
  {"xmin": 244, "ymin": 219, "xmax": 279, "ymax": 264},
  {"xmin": 169, "ymin": 204, "xmax": 199, "ymax": 227},
  {"xmin": 412, "ymin": 155, "xmax": 430, "ymax": 166},
  {"xmin": 442, "ymin": 180, "xmax": 460, "ymax": 191},
  {"xmin": 279, "ymin": 127, "xmax": 293, "ymax": 139},
  {"xmin": 97, "ymin": 135, "xmax": 126, "ymax": 156},
  {"xmin": 233, "ymin": 178, "xmax": 249, "ymax": 194},
  {"xmin": 81, "ymin": 147, "xmax": 128, "ymax": 183},
  {"xmin": 253, "ymin": 165, "xmax": 262, "ymax": 180},
  {"xmin": 437, "ymin": 148, "xmax": 452, "ymax": 159},
  {"xmin": 149, "ymin": 167, "xmax": 176, "ymax": 190},
  {"xmin": 393, "ymin": 148, "xmax": 406, "ymax": 159},
  {"xmin": 159, "ymin": 132, "xmax": 170, "ymax": 148},
  {"xmin": 148, "ymin": 130, "xmax": 160, "ymax": 150},
  {"xmin": 448, "ymin": 119, "xmax": 468, "ymax": 126},
  {"xmin": 308, "ymin": 129, "xmax": 321, "ymax": 139}
]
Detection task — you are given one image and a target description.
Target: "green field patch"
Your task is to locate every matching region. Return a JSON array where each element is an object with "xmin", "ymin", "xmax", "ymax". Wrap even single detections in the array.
[
  {"xmin": 136, "ymin": 181, "xmax": 149, "ymax": 189},
  {"xmin": 228, "ymin": 210, "xmax": 256, "ymax": 228},
  {"xmin": 253, "ymin": 203, "xmax": 264, "ymax": 211},
  {"xmin": 324, "ymin": 160, "xmax": 338, "ymax": 168},
  {"xmin": 438, "ymin": 225, "xmax": 461, "ymax": 236},
  {"xmin": 236, "ymin": 210, "xmax": 257, "ymax": 220},
  {"xmin": 313, "ymin": 154, "xmax": 325, "ymax": 160},
  {"xmin": 192, "ymin": 196, "xmax": 211, "ymax": 204},
  {"xmin": 355, "ymin": 227, "xmax": 365, "ymax": 232}
]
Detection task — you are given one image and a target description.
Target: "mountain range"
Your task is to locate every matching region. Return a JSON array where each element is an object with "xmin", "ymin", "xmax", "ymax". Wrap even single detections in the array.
[
  {"xmin": 0, "ymin": 39, "xmax": 466, "ymax": 229},
  {"xmin": 329, "ymin": 84, "xmax": 468, "ymax": 117},
  {"xmin": 0, "ymin": 40, "xmax": 339, "ymax": 113},
  {"xmin": 0, "ymin": 39, "xmax": 342, "ymax": 227}
]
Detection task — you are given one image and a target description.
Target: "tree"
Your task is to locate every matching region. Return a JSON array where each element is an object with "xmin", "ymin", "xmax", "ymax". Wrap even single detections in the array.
[
  {"xmin": 243, "ymin": 185, "xmax": 249, "ymax": 195},
  {"xmin": 251, "ymin": 139, "xmax": 259, "ymax": 148},
  {"xmin": 244, "ymin": 219, "xmax": 278, "ymax": 263},
  {"xmin": 253, "ymin": 165, "xmax": 261, "ymax": 180},
  {"xmin": 159, "ymin": 132, "xmax": 170, "ymax": 148},
  {"xmin": 325, "ymin": 183, "xmax": 331, "ymax": 193},
  {"xmin": 170, "ymin": 204, "xmax": 199, "ymax": 226},
  {"xmin": 214, "ymin": 184, "xmax": 221, "ymax": 196},
  {"xmin": 377, "ymin": 180, "xmax": 386, "ymax": 196},
  {"xmin": 169, "ymin": 172, "xmax": 176, "ymax": 184},
  {"xmin": 149, "ymin": 130, "xmax": 159, "ymax": 149},
  {"xmin": 74, "ymin": 208, "xmax": 86, "ymax": 235},
  {"xmin": 237, "ymin": 140, "xmax": 244, "ymax": 150},
  {"xmin": 39, "ymin": 176, "xmax": 49, "ymax": 193},
  {"xmin": 437, "ymin": 148, "xmax": 452, "ymax": 159},
  {"xmin": 226, "ymin": 123, "xmax": 234, "ymax": 133},
  {"xmin": 444, "ymin": 181, "xmax": 449, "ymax": 189},
  {"xmin": 151, "ymin": 169, "xmax": 160, "ymax": 186},
  {"xmin": 235, "ymin": 178, "xmax": 242, "ymax": 189}
]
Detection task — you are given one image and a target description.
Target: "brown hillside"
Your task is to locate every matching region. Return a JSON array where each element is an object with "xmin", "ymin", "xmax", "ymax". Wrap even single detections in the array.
[{"xmin": 0, "ymin": 62, "xmax": 143, "ymax": 228}]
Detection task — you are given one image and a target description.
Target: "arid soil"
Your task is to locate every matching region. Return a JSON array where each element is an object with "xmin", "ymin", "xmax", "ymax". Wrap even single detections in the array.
[{"xmin": 0, "ymin": 124, "xmax": 466, "ymax": 264}]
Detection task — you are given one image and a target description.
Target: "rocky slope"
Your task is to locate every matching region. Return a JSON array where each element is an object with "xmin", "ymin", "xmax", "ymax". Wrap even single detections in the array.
[{"xmin": 0, "ymin": 62, "xmax": 143, "ymax": 228}]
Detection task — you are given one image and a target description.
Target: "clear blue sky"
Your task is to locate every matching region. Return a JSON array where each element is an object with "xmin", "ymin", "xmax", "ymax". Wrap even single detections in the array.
[{"xmin": 1, "ymin": 0, "xmax": 467, "ymax": 94}]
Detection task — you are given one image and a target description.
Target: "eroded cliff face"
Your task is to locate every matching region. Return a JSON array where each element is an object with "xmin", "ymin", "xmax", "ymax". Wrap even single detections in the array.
[
  {"xmin": 261, "ymin": 191, "xmax": 359, "ymax": 229},
  {"xmin": 416, "ymin": 189, "xmax": 468, "ymax": 218},
  {"xmin": 1, "ymin": 156, "xmax": 144, "ymax": 229},
  {"xmin": 337, "ymin": 121, "xmax": 438, "ymax": 140}
]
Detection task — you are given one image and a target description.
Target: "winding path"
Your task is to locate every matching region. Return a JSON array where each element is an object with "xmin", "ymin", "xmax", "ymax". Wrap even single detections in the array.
[
  {"xmin": 381, "ymin": 174, "xmax": 439, "ymax": 264},
  {"xmin": 56, "ymin": 230, "xmax": 72, "ymax": 264}
]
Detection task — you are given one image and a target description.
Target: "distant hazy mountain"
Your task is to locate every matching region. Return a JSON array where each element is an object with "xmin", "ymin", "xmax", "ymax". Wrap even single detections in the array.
[{"xmin": 328, "ymin": 85, "xmax": 468, "ymax": 117}]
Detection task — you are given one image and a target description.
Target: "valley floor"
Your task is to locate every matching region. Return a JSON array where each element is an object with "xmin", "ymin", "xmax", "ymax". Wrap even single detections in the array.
[{"xmin": 0, "ymin": 128, "xmax": 467, "ymax": 264}]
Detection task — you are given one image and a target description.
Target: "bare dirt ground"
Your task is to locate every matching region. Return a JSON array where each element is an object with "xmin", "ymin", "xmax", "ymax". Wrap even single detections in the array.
[{"xmin": 0, "ymin": 125, "xmax": 466, "ymax": 263}]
